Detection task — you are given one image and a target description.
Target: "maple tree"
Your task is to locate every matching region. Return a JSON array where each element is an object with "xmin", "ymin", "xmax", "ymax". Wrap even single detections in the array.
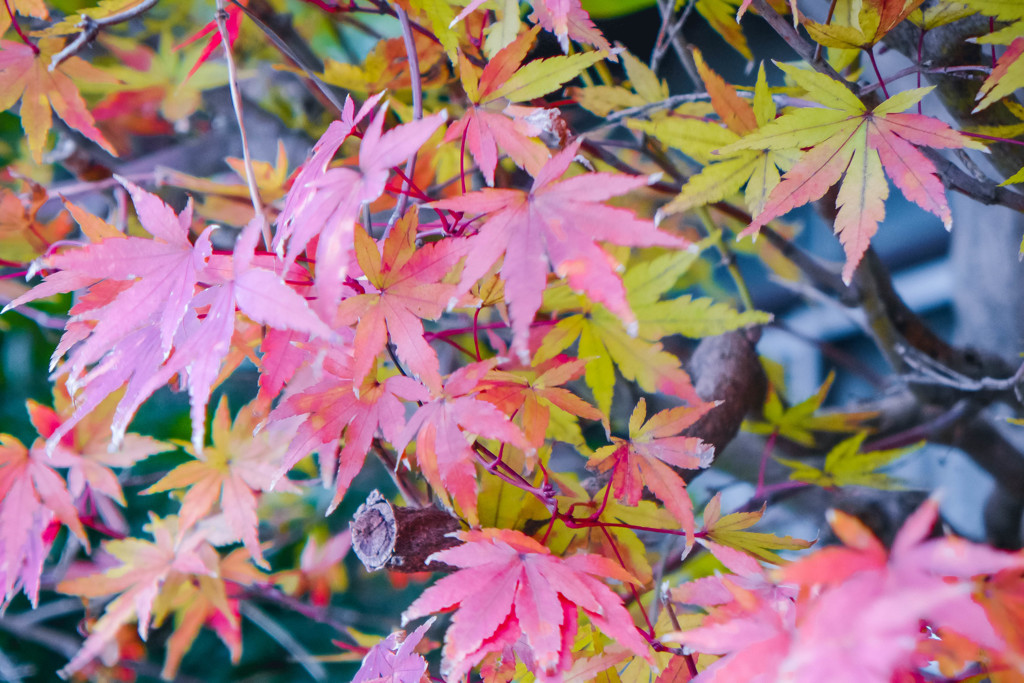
[{"xmin": 0, "ymin": 0, "xmax": 1023, "ymax": 681}]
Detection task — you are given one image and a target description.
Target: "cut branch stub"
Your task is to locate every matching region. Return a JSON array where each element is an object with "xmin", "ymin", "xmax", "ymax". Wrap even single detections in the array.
[
  {"xmin": 684, "ymin": 328, "xmax": 767, "ymax": 455},
  {"xmin": 350, "ymin": 490, "xmax": 462, "ymax": 573}
]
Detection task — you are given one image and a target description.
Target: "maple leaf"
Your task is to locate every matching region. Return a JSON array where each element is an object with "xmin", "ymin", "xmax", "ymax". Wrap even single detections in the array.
[
  {"xmin": 144, "ymin": 398, "xmax": 301, "ymax": 568},
  {"xmin": 0, "ymin": 433, "xmax": 86, "ymax": 609},
  {"xmin": 804, "ymin": 0, "xmax": 928, "ymax": 48},
  {"xmin": 144, "ymin": 213, "xmax": 332, "ymax": 453},
  {"xmin": 588, "ymin": 398, "xmax": 714, "ymax": 552},
  {"xmin": 743, "ymin": 370, "xmax": 877, "ymax": 446},
  {"xmin": 271, "ymin": 348, "xmax": 406, "ymax": 511},
  {"xmin": 665, "ymin": 577, "xmax": 797, "ymax": 683},
  {"xmin": 353, "ymin": 616, "xmax": 434, "ymax": 683},
  {"xmin": 402, "ymin": 528, "xmax": 652, "ymax": 682},
  {"xmin": 0, "ymin": 38, "xmax": 117, "ymax": 162},
  {"xmin": 89, "ymin": 31, "xmax": 229, "ymax": 124},
  {"xmin": 450, "ymin": 26, "xmax": 602, "ymax": 185},
  {"xmin": 155, "ymin": 546, "xmax": 265, "ymax": 679},
  {"xmin": 698, "ymin": 493, "xmax": 813, "ymax": 565},
  {"xmin": 175, "ymin": 0, "xmax": 244, "ymax": 81},
  {"xmin": 570, "ymin": 48, "xmax": 669, "ymax": 117},
  {"xmin": 976, "ymin": 37, "xmax": 1024, "ymax": 113},
  {"xmin": 29, "ymin": 381, "xmax": 172, "ymax": 535},
  {"xmin": 57, "ymin": 514, "xmax": 221, "ymax": 678},
  {"xmin": 528, "ymin": 0, "xmax": 612, "ymax": 52},
  {"xmin": 275, "ymin": 530, "xmax": 352, "ymax": 606},
  {"xmin": 536, "ymin": 250, "xmax": 764, "ymax": 414},
  {"xmin": 0, "ymin": 178, "xmax": 74, "ymax": 263},
  {"xmin": 391, "ymin": 360, "xmax": 531, "ymax": 525},
  {"xmin": 771, "ymin": 500, "xmax": 1024, "ymax": 682},
  {"xmin": 478, "ymin": 355, "xmax": 602, "ymax": 451},
  {"xmin": 725, "ymin": 63, "xmax": 977, "ymax": 282},
  {"xmin": 433, "ymin": 140, "xmax": 689, "ymax": 360},
  {"xmin": 337, "ymin": 210, "xmax": 463, "ymax": 393},
  {"xmin": 651, "ymin": 53, "xmax": 799, "ymax": 217},
  {"xmin": 274, "ymin": 98, "xmax": 447, "ymax": 304},
  {"xmin": 4, "ymin": 178, "xmax": 207, "ymax": 450},
  {"xmin": 775, "ymin": 431, "xmax": 921, "ymax": 489},
  {"xmin": 452, "ymin": 0, "xmax": 611, "ymax": 52}
]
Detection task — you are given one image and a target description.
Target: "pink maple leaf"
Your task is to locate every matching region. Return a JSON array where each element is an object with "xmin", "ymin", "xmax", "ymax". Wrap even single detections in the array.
[
  {"xmin": 29, "ymin": 382, "xmax": 172, "ymax": 536},
  {"xmin": 450, "ymin": 0, "xmax": 610, "ymax": 52},
  {"xmin": 274, "ymin": 99, "xmax": 447, "ymax": 304},
  {"xmin": 128, "ymin": 215, "xmax": 333, "ymax": 452},
  {"xmin": 432, "ymin": 140, "xmax": 688, "ymax": 360},
  {"xmin": 402, "ymin": 529, "xmax": 651, "ymax": 682},
  {"xmin": 528, "ymin": 0, "xmax": 612, "ymax": 52},
  {"xmin": 391, "ymin": 361, "xmax": 531, "ymax": 525},
  {"xmin": 4, "ymin": 177, "xmax": 208, "ymax": 452},
  {"xmin": 446, "ymin": 28, "xmax": 553, "ymax": 186},
  {"xmin": 353, "ymin": 616, "xmax": 434, "ymax": 683},
  {"xmin": 0, "ymin": 433, "xmax": 86, "ymax": 609}
]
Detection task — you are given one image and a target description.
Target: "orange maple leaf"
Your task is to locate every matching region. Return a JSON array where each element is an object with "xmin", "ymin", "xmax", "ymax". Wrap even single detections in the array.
[{"xmin": 0, "ymin": 38, "xmax": 117, "ymax": 162}]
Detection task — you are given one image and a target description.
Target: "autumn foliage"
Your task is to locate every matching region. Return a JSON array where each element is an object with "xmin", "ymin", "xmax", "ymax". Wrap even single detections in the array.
[{"xmin": 1, "ymin": 0, "xmax": 1024, "ymax": 680}]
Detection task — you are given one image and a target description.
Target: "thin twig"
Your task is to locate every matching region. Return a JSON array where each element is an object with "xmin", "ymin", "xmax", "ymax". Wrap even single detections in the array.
[
  {"xmin": 586, "ymin": 92, "xmax": 713, "ymax": 133},
  {"xmin": 227, "ymin": 0, "xmax": 345, "ymax": 116},
  {"xmin": 215, "ymin": 1, "xmax": 269, "ymax": 246},
  {"xmin": 749, "ymin": 0, "xmax": 853, "ymax": 90},
  {"xmin": 386, "ymin": 5, "xmax": 424, "ymax": 237},
  {"xmin": 49, "ymin": 0, "xmax": 159, "ymax": 70},
  {"xmin": 239, "ymin": 602, "xmax": 328, "ymax": 681}
]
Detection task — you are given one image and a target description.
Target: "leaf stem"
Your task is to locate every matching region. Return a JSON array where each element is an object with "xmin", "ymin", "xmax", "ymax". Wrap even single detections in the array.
[
  {"xmin": 3, "ymin": 0, "xmax": 38, "ymax": 55},
  {"xmin": 964, "ymin": 131, "xmax": 1024, "ymax": 147},
  {"xmin": 215, "ymin": 1, "xmax": 270, "ymax": 246},
  {"xmin": 866, "ymin": 46, "xmax": 889, "ymax": 100}
]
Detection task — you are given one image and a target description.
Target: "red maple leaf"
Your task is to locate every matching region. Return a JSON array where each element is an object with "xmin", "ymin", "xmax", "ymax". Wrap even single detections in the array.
[
  {"xmin": 336, "ymin": 210, "xmax": 463, "ymax": 393},
  {"xmin": 391, "ymin": 360, "xmax": 530, "ymax": 525},
  {"xmin": 402, "ymin": 528, "xmax": 651, "ymax": 682},
  {"xmin": 587, "ymin": 398, "xmax": 714, "ymax": 552},
  {"xmin": 432, "ymin": 140, "xmax": 688, "ymax": 360},
  {"xmin": 0, "ymin": 38, "xmax": 117, "ymax": 162}
]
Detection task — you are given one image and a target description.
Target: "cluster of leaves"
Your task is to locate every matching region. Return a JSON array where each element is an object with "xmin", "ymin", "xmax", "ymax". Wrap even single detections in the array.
[{"xmin": 0, "ymin": 0, "xmax": 1022, "ymax": 681}]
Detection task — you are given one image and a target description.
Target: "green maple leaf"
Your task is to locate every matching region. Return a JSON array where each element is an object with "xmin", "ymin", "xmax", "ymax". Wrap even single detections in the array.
[
  {"xmin": 745, "ymin": 371, "xmax": 877, "ymax": 447},
  {"xmin": 700, "ymin": 493, "xmax": 813, "ymax": 565},
  {"xmin": 536, "ymin": 249, "xmax": 769, "ymax": 414},
  {"xmin": 775, "ymin": 432, "xmax": 922, "ymax": 489},
  {"xmin": 648, "ymin": 52, "xmax": 800, "ymax": 218}
]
